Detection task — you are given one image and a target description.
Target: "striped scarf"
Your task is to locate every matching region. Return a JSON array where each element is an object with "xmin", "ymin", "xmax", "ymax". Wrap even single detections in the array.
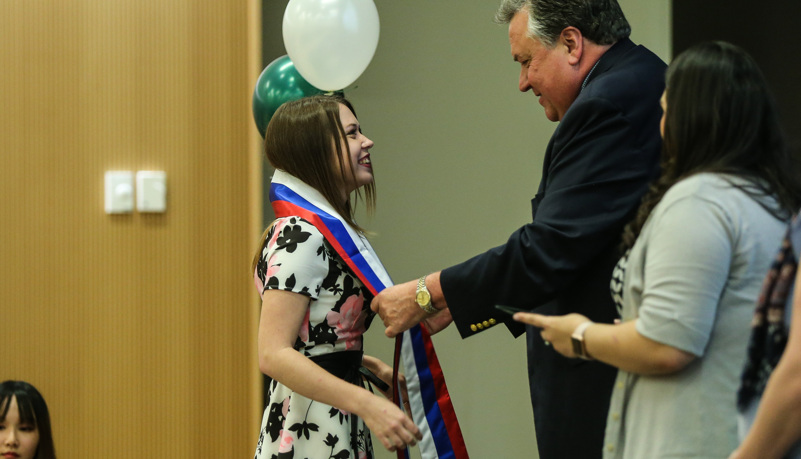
[{"xmin": 738, "ymin": 226, "xmax": 797, "ymax": 409}]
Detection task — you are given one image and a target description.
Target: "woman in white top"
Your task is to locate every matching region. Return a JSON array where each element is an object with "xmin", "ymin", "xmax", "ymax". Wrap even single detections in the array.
[{"xmin": 513, "ymin": 41, "xmax": 801, "ymax": 458}]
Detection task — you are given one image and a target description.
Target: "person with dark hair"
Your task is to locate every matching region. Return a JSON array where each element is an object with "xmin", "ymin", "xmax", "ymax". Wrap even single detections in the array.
[
  {"xmin": 0, "ymin": 380, "xmax": 57, "ymax": 459},
  {"xmin": 370, "ymin": 0, "xmax": 665, "ymax": 457},
  {"xmin": 251, "ymin": 94, "xmax": 421, "ymax": 459},
  {"xmin": 515, "ymin": 41, "xmax": 801, "ymax": 458}
]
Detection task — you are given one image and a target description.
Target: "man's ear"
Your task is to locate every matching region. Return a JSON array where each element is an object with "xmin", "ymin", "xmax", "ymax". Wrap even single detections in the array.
[{"xmin": 560, "ymin": 27, "xmax": 583, "ymax": 66}]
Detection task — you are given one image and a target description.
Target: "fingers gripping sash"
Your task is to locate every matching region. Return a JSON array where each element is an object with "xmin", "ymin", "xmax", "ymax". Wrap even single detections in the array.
[{"xmin": 269, "ymin": 170, "xmax": 469, "ymax": 459}]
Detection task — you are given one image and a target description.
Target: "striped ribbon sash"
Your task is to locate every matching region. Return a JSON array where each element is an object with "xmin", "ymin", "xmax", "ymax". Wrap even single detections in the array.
[{"xmin": 269, "ymin": 169, "xmax": 468, "ymax": 459}]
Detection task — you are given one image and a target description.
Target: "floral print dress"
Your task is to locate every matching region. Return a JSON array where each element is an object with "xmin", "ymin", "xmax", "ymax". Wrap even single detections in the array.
[{"xmin": 253, "ymin": 216, "xmax": 376, "ymax": 459}]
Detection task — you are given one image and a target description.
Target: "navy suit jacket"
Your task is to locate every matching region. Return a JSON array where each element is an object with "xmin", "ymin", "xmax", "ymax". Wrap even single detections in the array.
[{"xmin": 440, "ymin": 39, "xmax": 666, "ymax": 458}]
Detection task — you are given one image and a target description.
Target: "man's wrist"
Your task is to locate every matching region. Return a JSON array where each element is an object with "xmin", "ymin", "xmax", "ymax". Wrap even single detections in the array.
[{"xmin": 425, "ymin": 272, "xmax": 446, "ymax": 310}]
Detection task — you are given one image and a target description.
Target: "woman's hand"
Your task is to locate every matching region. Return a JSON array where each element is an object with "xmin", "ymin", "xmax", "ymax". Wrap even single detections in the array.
[
  {"xmin": 513, "ymin": 312, "xmax": 591, "ymax": 358},
  {"xmin": 362, "ymin": 354, "xmax": 408, "ymax": 402},
  {"xmin": 357, "ymin": 394, "xmax": 422, "ymax": 452},
  {"xmin": 515, "ymin": 311, "xmax": 695, "ymax": 375}
]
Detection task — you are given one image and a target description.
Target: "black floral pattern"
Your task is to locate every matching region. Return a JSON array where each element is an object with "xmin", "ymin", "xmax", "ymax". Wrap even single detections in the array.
[
  {"xmin": 289, "ymin": 420, "xmax": 320, "ymax": 440},
  {"xmin": 329, "ymin": 406, "xmax": 348, "ymax": 424},
  {"xmin": 276, "ymin": 218, "xmax": 312, "ymax": 253},
  {"xmin": 267, "ymin": 401, "xmax": 287, "ymax": 442},
  {"xmin": 253, "ymin": 217, "xmax": 375, "ymax": 459},
  {"xmin": 324, "ymin": 433, "xmax": 350, "ymax": 459}
]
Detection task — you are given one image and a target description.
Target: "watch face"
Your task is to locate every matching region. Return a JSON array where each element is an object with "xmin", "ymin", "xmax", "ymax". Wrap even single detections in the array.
[{"xmin": 416, "ymin": 290, "xmax": 431, "ymax": 306}]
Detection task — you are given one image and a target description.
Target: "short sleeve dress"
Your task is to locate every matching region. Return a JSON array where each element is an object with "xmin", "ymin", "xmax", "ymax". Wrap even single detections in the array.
[{"xmin": 253, "ymin": 216, "xmax": 376, "ymax": 459}]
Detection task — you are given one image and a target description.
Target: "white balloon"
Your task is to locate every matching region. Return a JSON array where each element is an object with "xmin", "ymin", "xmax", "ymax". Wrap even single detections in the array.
[{"xmin": 282, "ymin": 0, "xmax": 380, "ymax": 91}]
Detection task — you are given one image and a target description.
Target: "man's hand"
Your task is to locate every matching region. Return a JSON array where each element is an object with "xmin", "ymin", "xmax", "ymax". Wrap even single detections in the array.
[
  {"xmin": 372, "ymin": 272, "xmax": 454, "ymax": 337},
  {"xmin": 371, "ymin": 279, "xmax": 428, "ymax": 337},
  {"xmin": 423, "ymin": 307, "xmax": 452, "ymax": 334}
]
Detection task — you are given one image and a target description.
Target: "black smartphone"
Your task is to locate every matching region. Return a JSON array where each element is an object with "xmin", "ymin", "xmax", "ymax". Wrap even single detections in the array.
[{"xmin": 494, "ymin": 304, "xmax": 529, "ymax": 315}]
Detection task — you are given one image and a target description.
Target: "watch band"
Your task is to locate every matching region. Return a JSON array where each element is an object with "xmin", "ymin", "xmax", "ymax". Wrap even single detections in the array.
[
  {"xmin": 416, "ymin": 275, "xmax": 438, "ymax": 314},
  {"xmin": 571, "ymin": 320, "xmax": 594, "ymax": 360}
]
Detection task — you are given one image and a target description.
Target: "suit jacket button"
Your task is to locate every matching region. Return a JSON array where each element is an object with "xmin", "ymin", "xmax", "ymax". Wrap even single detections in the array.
[
  {"xmin": 489, "ymin": 318, "xmax": 497, "ymax": 325},
  {"xmin": 482, "ymin": 320, "xmax": 490, "ymax": 327},
  {"xmin": 470, "ymin": 324, "xmax": 477, "ymax": 332},
  {"xmin": 476, "ymin": 323, "xmax": 484, "ymax": 330}
]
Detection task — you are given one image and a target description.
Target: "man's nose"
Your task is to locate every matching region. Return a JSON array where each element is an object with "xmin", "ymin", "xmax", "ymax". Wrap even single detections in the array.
[{"xmin": 518, "ymin": 68, "xmax": 531, "ymax": 92}]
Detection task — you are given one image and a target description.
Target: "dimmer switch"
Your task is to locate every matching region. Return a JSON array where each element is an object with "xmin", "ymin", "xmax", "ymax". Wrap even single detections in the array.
[{"xmin": 104, "ymin": 171, "xmax": 134, "ymax": 214}]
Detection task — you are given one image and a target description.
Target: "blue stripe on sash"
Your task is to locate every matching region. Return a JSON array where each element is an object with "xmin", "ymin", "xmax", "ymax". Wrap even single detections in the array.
[
  {"xmin": 409, "ymin": 325, "xmax": 456, "ymax": 458},
  {"xmin": 270, "ymin": 183, "xmax": 387, "ymax": 293}
]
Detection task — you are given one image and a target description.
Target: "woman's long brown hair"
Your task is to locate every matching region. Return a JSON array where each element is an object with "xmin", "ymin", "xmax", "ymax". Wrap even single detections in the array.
[{"xmin": 251, "ymin": 94, "xmax": 376, "ymax": 273}]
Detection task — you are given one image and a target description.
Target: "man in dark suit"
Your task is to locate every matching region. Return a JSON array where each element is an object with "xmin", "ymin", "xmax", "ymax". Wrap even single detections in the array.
[{"xmin": 371, "ymin": 0, "xmax": 665, "ymax": 457}]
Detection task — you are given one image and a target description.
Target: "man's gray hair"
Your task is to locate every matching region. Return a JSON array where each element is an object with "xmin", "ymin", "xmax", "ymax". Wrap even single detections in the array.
[
  {"xmin": 494, "ymin": 0, "xmax": 528, "ymax": 25},
  {"xmin": 494, "ymin": 0, "xmax": 631, "ymax": 48}
]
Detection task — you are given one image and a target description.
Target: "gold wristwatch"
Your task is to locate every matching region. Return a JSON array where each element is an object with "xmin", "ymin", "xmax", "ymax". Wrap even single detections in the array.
[{"xmin": 416, "ymin": 275, "xmax": 438, "ymax": 314}]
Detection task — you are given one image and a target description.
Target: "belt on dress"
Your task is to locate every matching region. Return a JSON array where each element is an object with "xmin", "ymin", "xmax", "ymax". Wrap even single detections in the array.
[
  {"xmin": 308, "ymin": 350, "xmax": 390, "ymax": 455},
  {"xmin": 310, "ymin": 350, "xmax": 390, "ymax": 392}
]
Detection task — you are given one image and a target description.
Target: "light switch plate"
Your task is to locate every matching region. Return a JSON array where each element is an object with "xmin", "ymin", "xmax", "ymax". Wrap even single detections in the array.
[
  {"xmin": 104, "ymin": 171, "xmax": 134, "ymax": 214},
  {"xmin": 136, "ymin": 170, "xmax": 167, "ymax": 212}
]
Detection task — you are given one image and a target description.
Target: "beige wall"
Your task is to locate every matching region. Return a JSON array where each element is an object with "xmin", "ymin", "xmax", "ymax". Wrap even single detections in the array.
[
  {"xmin": 0, "ymin": 0, "xmax": 263, "ymax": 457},
  {"xmin": 264, "ymin": 1, "xmax": 670, "ymax": 458}
]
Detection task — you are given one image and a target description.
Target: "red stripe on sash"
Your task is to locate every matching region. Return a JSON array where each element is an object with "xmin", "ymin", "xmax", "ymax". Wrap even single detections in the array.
[
  {"xmin": 273, "ymin": 200, "xmax": 380, "ymax": 295},
  {"xmin": 420, "ymin": 325, "xmax": 469, "ymax": 458}
]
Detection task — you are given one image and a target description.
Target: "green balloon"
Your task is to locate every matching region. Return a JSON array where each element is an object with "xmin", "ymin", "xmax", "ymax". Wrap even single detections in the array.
[{"xmin": 252, "ymin": 55, "xmax": 325, "ymax": 138}]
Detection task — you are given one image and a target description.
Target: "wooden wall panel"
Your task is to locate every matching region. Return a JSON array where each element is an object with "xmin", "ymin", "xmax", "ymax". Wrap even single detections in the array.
[{"xmin": 0, "ymin": 0, "xmax": 263, "ymax": 457}]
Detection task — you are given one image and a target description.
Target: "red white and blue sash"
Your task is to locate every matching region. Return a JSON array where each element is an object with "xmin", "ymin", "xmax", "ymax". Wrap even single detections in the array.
[{"xmin": 269, "ymin": 170, "xmax": 468, "ymax": 459}]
